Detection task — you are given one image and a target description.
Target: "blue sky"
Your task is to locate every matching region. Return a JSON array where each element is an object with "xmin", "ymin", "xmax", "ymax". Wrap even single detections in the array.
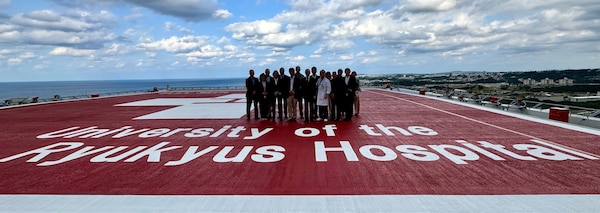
[{"xmin": 0, "ymin": 0, "xmax": 599, "ymax": 82}]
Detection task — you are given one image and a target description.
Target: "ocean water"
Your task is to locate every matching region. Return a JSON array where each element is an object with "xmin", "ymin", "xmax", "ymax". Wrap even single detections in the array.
[{"xmin": 0, "ymin": 78, "xmax": 245, "ymax": 101}]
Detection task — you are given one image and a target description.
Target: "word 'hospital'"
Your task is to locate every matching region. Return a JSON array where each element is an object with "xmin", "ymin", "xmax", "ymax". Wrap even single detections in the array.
[{"xmin": 1, "ymin": 139, "xmax": 596, "ymax": 166}]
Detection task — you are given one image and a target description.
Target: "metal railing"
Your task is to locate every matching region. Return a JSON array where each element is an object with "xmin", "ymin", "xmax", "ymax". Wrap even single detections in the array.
[
  {"xmin": 436, "ymin": 90, "xmax": 600, "ymax": 118},
  {"xmin": 385, "ymin": 86, "xmax": 600, "ymax": 129},
  {"xmin": 2, "ymin": 89, "xmax": 155, "ymax": 107},
  {"xmin": 168, "ymin": 86, "xmax": 245, "ymax": 91}
]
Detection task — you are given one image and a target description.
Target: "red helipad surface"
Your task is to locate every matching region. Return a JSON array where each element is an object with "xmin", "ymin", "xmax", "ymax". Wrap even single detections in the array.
[{"xmin": 1, "ymin": 89, "xmax": 599, "ymax": 211}]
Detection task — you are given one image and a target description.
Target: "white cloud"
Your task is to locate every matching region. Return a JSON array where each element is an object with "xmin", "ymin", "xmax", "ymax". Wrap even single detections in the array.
[
  {"xmin": 145, "ymin": 52, "xmax": 157, "ymax": 58},
  {"xmin": 19, "ymin": 52, "xmax": 36, "ymax": 59},
  {"xmin": 2, "ymin": 0, "xmax": 600, "ymax": 81},
  {"xmin": 49, "ymin": 47, "xmax": 96, "ymax": 56},
  {"xmin": 356, "ymin": 50, "xmax": 376, "ymax": 56},
  {"xmin": 266, "ymin": 51, "xmax": 290, "ymax": 57},
  {"xmin": 11, "ymin": 10, "xmax": 116, "ymax": 32},
  {"xmin": 259, "ymin": 30, "xmax": 312, "ymax": 47},
  {"xmin": 124, "ymin": 0, "xmax": 231, "ymax": 22},
  {"xmin": 226, "ymin": 20, "xmax": 281, "ymax": 39},
  {"xmin": 136, "ymin": 35, "xmax": 210, "ymax": 53},
  {"xmin": 339, "ymin": 54, "xmax": 353, "ymax": 60},
  {"xmin": 124, "ymin": 12, "xmax": 143, "ymax": 21},
  {"xmin": 185, "ymin": 45, "xmax": 227, "ymax": 58},
  {"xmin": 8, "ymin": 57, "xmax": 22, "ymax": 64},
  {"xmin": 165, "ymin": 22, "xmax": 194, "ymax": 34},
  {"xmin": 258, "ymin": 58, "xmax": 277, "ymax": 66},
  {"xmin": 290, "ymin": 0, "xmax": 324, "ymax": 10},
  {"xmin": 217, "ymin": 36, "xmax": 230, "ymax": 45},
  {"xmin": 406, "ymin": 0, "xmax": 457, "ymax": 12},
  {"xmin": 361, "ymin": 57, "xmax": 380, "ymax": 63},
  {"xmin": 397, "ymin": 50, "xmax": 406, "ymax": 57},
  {"xmin": 238, "ymin": 53, "xmax": 256, "ymax": 63},
  {"xmin": 2, "ymin": 10, "xmax": 118, "ymax": 50},
  {"xmin": 286, "ymin": 55, "xmax": 305, "ymax": 62},
  {"xmin": 213, "ymin": 9, "xmax": 233, "ymax": 20}
]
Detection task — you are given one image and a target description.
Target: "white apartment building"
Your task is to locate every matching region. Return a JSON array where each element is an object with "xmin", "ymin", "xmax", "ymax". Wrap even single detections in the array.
[
  {"xmin": 558, "ymin": 77, "xmax": 574, "ymax": 85},
  {"xmin": 539, "ymin": 78, "xmax": 554, "ymax": 85}
]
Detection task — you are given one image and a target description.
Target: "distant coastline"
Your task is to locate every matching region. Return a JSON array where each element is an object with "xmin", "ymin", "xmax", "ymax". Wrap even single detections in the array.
[
  {"xmin": 0, "ymin": 78, "xmax": 245, "ymax": 101},
  {"xmin": 0, "ymin": 77, "xmax": 247, "ymax": 83}
]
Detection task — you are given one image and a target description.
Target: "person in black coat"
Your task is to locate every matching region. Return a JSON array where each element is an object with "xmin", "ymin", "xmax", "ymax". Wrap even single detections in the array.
[
  {"xmin": 309, "ymin": 67, "xmax": 319, "ymax": 120},
  {"xmin": 264, "ymin": 68, "xmax": 275, "ymax": 118},
  {"xmin": 329, "ymin": 71, "xmax": 338, "ymax": 120},
  {"xmin": 279, "ymin": 67, "xmax": 290, "ymax": 118},
  {"xmin": 294, "ymin": 66, "xmax": 304, "ymax": 119},
  {"xmin": 272, "ymin": 70, "xmax": 288, "ymax": 121},
  {"xmin": 331, "ymin": 69, "xmax": 346, "ymax": 121},
  {"xmin": 256, "ymin": 73, "xmax": 275, "ymax": 120},
  {"xmin": 287, "ymin": 67, "xmax": 303, "ymax": 121},
  {"xmin": 302, "ymin": 68, "xmax": 317, "ymax": 122},
  {"xmin": 245, "ymin": 69, "xmax": 259, "ymax": 120},
  {"xmin": 342, "ymin": 68, "xmax": 358, "ymax": 121}
]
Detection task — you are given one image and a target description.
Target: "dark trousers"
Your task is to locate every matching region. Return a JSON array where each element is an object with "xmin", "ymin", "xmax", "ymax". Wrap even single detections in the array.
[
  {"xmin": 283, "ymin": 97, "xmax": 288, "ymax": 118},
  {"xmin": 259, "ymin": 98, "xmax": 269, "ymax": 119},
  {"xmin": 276, "ymin": 96, "xmax": 285, "ymax": 120},
  {"xmin": 331, "ymin": 97, "xmax": 339, "ymax": 120},
  {"xmin": 246, "ymin": 97, "xmax": 258, "ymax": 119},
  {"xmin": 303, "ymin": 98, "xmax": 314, "ymax": 121},
  {"xmin": 344, "ymin": 96, "xmax": 355, "ymax": 121},
  {"xmin": 319, "ymin": 105, "xmax": 328, "ymax": 120},
  {"xmin": 268, "ymin": 97, "xmax": 276, "ymax": 118},
  {"xmin": 334, "ymin": 96, "xmax": 345, "ymax": 121},
  {"xmin": 311, "ymin": 100, "xmax": 317, "ymax": 120}
]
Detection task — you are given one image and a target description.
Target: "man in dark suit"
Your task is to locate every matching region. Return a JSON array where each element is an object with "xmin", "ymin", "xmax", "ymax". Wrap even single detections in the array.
[
  {"xmin": 302, "ymin": 68, "xmax": 317, "ymax": 122},
  {"xmin": 264, "ymin": 68, "xmax": 275, "ymax": 118},
  {"xmin": 294, "ymin": 66, "xmax": 304, "ymax": 119},
  {"xmin": 279, "ymin": 67, "xmax": 290, "ymax": 118},
  {"xmin": 256, "ymin": 73, "xmax": 275, "ymax": 121},
  {"xmin": 342, "ymin": 68, "xmax": 358, "ymax": 121},
  {"xmin": 329, "ymin": 71, "xmax": 338, "ymax": 121},
  {"xmin": 272, "ymin": 70, "xmax": 288, "ymax": 121},
  {"xmin": 309, "ymin": 67, "xmax": 319, "ymax": 120},
  {"xmin": 287, "ymin": 67, "xmax": 303, "ymax": 121},
  {"xmin": 331, "ymin": 69, "xmax": 346, "ymax": 121},
  {"xmin": 245, "ymin": 69, "xmax": 259, "ymax": 120}
]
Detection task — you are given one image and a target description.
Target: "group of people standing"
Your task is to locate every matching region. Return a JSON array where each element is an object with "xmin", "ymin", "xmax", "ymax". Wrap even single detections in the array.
[{"xmin": 245, "ymin": 66, "xmax": 361, "ymax": 122}]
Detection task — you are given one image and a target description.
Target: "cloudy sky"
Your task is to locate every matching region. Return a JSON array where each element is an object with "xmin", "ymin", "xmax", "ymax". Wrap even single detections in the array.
[{"xmin": 0, "ymin": 0, "xmax": 599, "ymax": 81}]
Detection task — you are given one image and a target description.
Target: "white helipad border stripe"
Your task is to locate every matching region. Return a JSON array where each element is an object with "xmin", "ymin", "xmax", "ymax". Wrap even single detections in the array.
[
  {"xmin": 375, "ymin": 88, "xmax": 600, "ymax": 136},
  {"xmin": 370, "ymin": 89, "xmax": 600, "ymax": 159},
  {"xmin": 1, "ymin": 195, "xmax": 598, "ymax": 212}
]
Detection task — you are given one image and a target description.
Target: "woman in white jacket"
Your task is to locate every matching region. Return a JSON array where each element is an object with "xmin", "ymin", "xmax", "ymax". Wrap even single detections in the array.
[{"xmin": 316, "ymin": 70, "xmax": 331, "ymax": 121}]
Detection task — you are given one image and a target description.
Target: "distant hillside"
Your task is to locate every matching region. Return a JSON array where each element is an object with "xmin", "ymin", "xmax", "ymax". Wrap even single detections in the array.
[
  {"xmin": 502, "ymin": 69, "xmax": 600, "ymax": 84},
  {"xmin": 361, "ymin": 68, "xmax": 600, "ymax": 89}
]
